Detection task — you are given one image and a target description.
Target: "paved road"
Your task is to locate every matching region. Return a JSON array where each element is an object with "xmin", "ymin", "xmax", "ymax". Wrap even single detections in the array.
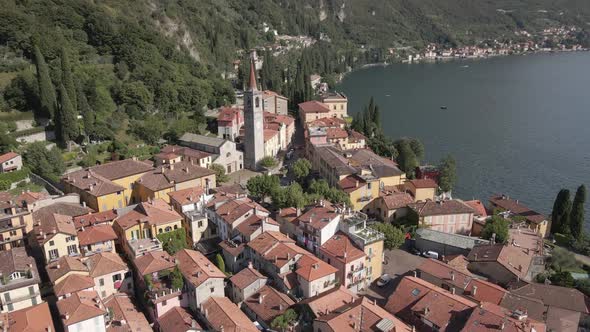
[{"xmin": 363, "ymin": 248, "xmax": 425, "ymax": 305}]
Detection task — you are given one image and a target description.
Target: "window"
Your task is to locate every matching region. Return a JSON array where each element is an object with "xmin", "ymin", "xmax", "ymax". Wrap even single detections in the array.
[
  {"xmin": 112, "ymin": 274, "xmax": 122, "ymax": 282},
  {"xmin": 101, "ymin": 291, "xmax": 106, "ymax": 298},
  {"xmin": 67, "ymin": 245, "xmax": 78, "ymax": 255},
  {"xmin": 159, "ymin": 229, "xmax": 163, "ymax": 234},
  {"xmin": 7, "ymin": 303, "xmax": 13, "ymax": 311},
  {"xmin": 165, "ymin": 226, "xmax": 172, "ymax": 232},
  {"xmin": 65, "ymin": 235, "xmax": 75, "ymax": 242},
  {"xmin": 49, "ymin": 240, "xmax": 55, "ymax": 246},
  {"xmin": 255, "ymin": 97, "xmax": 260, "ymax": 108},
  {"xmin": 9, "ymin": 230, "xmax": 16, "ymax": 236},
  {"xmin": 9, "ymin": 272, "xmax": 23, "ymax": 280},
  {"xmin": 99, "ymin": 278, "xmax": 104, "ymax": 286},
  {"xmin": 210, "ymin": 287, "xmax": 215, "ymax": 293},
  {"xmin": 29, "ymin": 286, "xmax": 35, "ymax": 295},
  {"xmin": 173, "ymin": 225, "xmax": 178, "ymax": 230},
  {"xmin": 31, "ymin": 296, "xmax": 37, "ymax": 305},
  {"xmin": 48, "ymin": 249, "xmax": 59, "ymax": 260},
  {"xmin": 117, "ymin": 191, "xmax": 122, "ymax": 195},
  {"xmin": 4, "ymin": 293, "xmax": 10, "ymax": 302},
  {"xmin": 198, "ymin": 221, "xmax": 203, "ymax": 228}
]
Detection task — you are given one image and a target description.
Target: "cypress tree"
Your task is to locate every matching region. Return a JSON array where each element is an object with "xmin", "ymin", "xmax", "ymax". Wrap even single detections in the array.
[
  {"xmin": 33, "ymin": 45, "xmax": 57, "ymax": 118},
  {"xmin": 570, "ymin": 185, "xmax": 586, "ymax": 238},
  {"xmin": 551, "ymin": 189, "xmax": 572, "ymax": 235},
  {"xmin": 56, "ymin": 84, "xmax": 78, "ymax": 145},
  {"xmin": 77, "ymin": 82, "xmax": 94, "ymax": 139},
  {"xmin": 61, "ymin": 48, "xmax": 77, "ymax": 112}
]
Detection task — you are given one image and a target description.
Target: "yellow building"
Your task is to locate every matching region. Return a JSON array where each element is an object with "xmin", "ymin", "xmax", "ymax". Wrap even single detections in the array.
[
  {"xmin": 113, "ymin": 199, "xmax": 183, "ymax": 257},
  {"xmin": 338, "ymin": 173, "xmax": 381, "ymax": 211},
  {"xmin": 31, "ymin": 213, "xmax": 80, "ymax": 263},
  {"xmin": 404, "ymin": 179, "xmax": 437, "ymax": 202},
  {"xmin": 320, "ymin": 92, "xmax": 348, "ymax": 118},
  {"xmin": 135, "ymin": 161, "xmax": 216, "ymax": 203},
  {"xmin": 0, "ymin": 199, "xmax": 33, "ymax": 251},
  {"xmin": 61, "ymin": 159, "xmax": 154, "ymax": 212}
]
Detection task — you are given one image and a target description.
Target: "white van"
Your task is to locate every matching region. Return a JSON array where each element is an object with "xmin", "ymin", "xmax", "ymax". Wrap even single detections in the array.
[{"xmin": 422, "ymin": 251, "xmax": 439, "ymax": 259}]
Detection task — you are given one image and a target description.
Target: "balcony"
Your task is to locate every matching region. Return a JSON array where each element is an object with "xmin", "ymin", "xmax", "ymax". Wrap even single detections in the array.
[
  {"xmin": 128, "ymin": 238, "xmax": 162, "ymax": 258},
  {"xmin": 357, "ymin": 196, "xmax": 373, "ymax": 203}
]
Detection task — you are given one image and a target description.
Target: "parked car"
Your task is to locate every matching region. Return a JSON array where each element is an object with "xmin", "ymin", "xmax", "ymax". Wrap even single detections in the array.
[
  {"xmin": 422, "ymin": 251, "xmax": 439, "ymax": 259},
  {"xmin": 377, "ymin": 274, "xmax": 392, "ymax": 287}
]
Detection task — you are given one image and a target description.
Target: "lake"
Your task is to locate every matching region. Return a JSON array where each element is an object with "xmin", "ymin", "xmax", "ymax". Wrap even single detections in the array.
[{"xmin": 337, "ymin": 52, "xmax": 590, "ymax": 217}]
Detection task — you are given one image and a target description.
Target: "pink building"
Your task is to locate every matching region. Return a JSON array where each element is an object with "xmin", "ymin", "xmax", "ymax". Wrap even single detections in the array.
[
  {"xmin": 217, "ymin": 107, "xmax": 244, "ymax": 141},
  {"xmin": 319, "ymin": 232, "xmax": 367, "ymax": 293},
  {"xmin": 408, "ymin": 199, "xmax": 475, "ymax": 235}
]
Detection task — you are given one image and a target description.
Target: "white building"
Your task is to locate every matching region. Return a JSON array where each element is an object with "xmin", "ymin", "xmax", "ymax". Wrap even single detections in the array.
[
  {"xmin": 179, "ymin": 133, "xmax": 244, "ymax": 174},
  {"xmin": 57, "ymin": 291, "xmax": 107, "ymax": 332},
  {"xmin": 0, "ymin": 248, "xmax": 42, "ymax": 313}
]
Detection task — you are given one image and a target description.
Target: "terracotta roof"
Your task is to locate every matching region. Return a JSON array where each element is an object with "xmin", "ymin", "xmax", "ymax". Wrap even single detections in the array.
[
  {"xmin": 138, "ymin": 161, "xmax": 214, "ymax": 192},
  {"xmin": 510, "ymin": 283, "xmax": 589, "ymax": 313},
  {"xmin": 384, "ymin": 276, "xmax": 477, "ymax": 331},
  {"xmin": 73, "ymin": 210, "xmax": 118, "ymax": 229},
  {"xmin": 418, "ymin": 258, "xmax": 473, "ymax": 290},
  {"xmin": 489, "ymin": 195, "xmax": 547, "ymax": 225},
  {"xmin": 85, "ymin": 252, "xmax": 128, "ymax": 278},
  {"xmin": 209, "ymin": 197, "xmax": 268, "ymax": 226},
  {"xmin": 210, "ymin": 184, "xmax": 247, "ymax": 197},
  {"xmin": 320, "ymin": 232, "xmax": 366, "ymax": 264},
  {"xmin": 499, "ymin": 292, "xmax": 547, "ymax": 323},
  {"xmin": 348, "ymin": 130, "xmax": 366, "ymax": 142},
  {"xmin": 299, "ymin": 286, "xmax": 358, "ymax": 317},
  {"xmin": 46, "ymin": 256, "xmax": 87, "ymax": 283},
  {"xmin": 0, "ymin": 152, "xmax": 19, "ymax": 165},
  {"xmin": 53, "ymin": 274, "xmax": 95, "ymax": 297},
  {"xmin": 326, "ymin": 127, "xmax": 348, "ymax": 139},
  {"xmin": 77, "ymin": 224, "xmax": 117, "ymax": 246},
  {"xmin": 219, "ymin": 240, "xmax": 246, "ymax": 257},
  {"xmin": 247, "ymin": 231, "xmax": 295, "ymax": 256},
  {"xmin": 295, "ymin": 201, "xmax": 339, "ymax": 230},
  {"xmin": 464, "ymin": 200, "xmax": 488, "ymax": 217},
  {"xmin": 157, "ymin": 306, "xmax": 200, "ymax": 332},
  {"xmin": 462, "ymin": 302, "xmax": 546, "ymax": 332},
  {"xmin": 263, "ymin": 242, "xmax": 307, "ymax": 269},
  {"xmin": 445, "ymin": 255, "xmax": 472, "ymax": 275},
  {"xmin": 338, "ymin": 175, "xmax": 365, "ymax": 193},
  {"xmin": 1, "ymin": 302, "xmax": 55, "ymax": 332},
  {"xmin": 408, "ymin": 199, "xmax": 475, "ymax": 216},
  {"xmin": 174, "ymin": 249, "xmax": 225, "ymax": 287},
  {"xmin": 243, "ymin": 285, "xmax": 295, "ymax": 324},
  {"xmin": 307, "ymin": 117, "xmax": 347, "ymax": 128},
  {"xmin": 545, "ymin": 306, "xmax": 581, "ymax": 332},
  {"xmin": 32, "ymin": 203, "xmax": 91, "ymax": 225},
  {"xmin": 33, "ymin": 213, "xmax": 77, "ymax": 245},
  {"xmin": 295, "ymin": 254, "xmax": 338, "ymax": 282},
  {"xmin": 316, "ymin": 297, "xmax": 411, "ymax": 332},
  {"xmin": 264, "ymin": 112, "xmax": 294, "ymax": 126},
  {"xmin": 217, "ymin": 107, "xmax": 241, "ymax": 124},
  {"xmin": 277, "ymin": 207, "xmax": 298, "ymax": 222},
  {"xmin": 115, "ymin": 199, "xmax": 181, "ymax": 230},
  {"xmin": 467, "ymin": 244, "xmax": 533, "ymax": 281},
  {"xmin": 380, "ymin": 192, "xmax": 414, "ymax": 210},
  {"xmin": 263, "ymin": 128, "xmax": 279, "ymax": 142},
  {"xmin": 234, "ymin": 214, "xmax": 279, "ymax": 238},
  {"xmin": 464, "ymin": 278, "xmax": 508, "ymax": 305},
  {"xmin": 168, "ymin": 187, "xmax": 205, "ymax": 206},
  {"xmin": 407, "ymin": 178, "xmax": 438, "ymax": 189},
  {"xmin": 13, "ymin": 191, "xmax": 49, "ymax": 208},
  {"xmin": 159, "ymin": 145, "xmax": 211, "ymax": 160},
  {"xmin": 298, "ymin": 101, "xmax": 330, "ymax": 113},
  {"xmin": 133, "ymin": 251, "xmax": 176, "ymax": 276},
  {"xmin": 230, "ymin": 267, "xmax": 267, "ymax": 291},
  {"xmin": 57, "ymin": 291, "xmax": 106, "ymax": 327},
  {"xmin": 201, "ymin": 297, "xmax": 258, "ymax": 332},
  {"xmin": 103, "ymin": 294, "xmax": 151, "ymax": 332}
]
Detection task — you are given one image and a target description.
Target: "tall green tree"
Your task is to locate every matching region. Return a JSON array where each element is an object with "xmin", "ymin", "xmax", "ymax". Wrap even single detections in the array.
[
  {"xmin": 570, "ymin": 185, "xmax": 586, "ymax": 238},
  {"xmin": 481, "ymin": 214, "xmax": 510, "ymax": 244},
  {"xmin": 56, "ymin": 84, "xmax": 79, "ymax": 145},
  {"xmin": 77, "ymin": 83, "xmax": 94, "ymax": 140},
  {"xmin": 60, "ymin": 48, "xmax": 77, "ymax": 113},
  {"xmin": 438, "ymin": 155, "xmax": 457, "ymax": 193},
  {"xmin": 551, "ymin": 189, "xmax": 572, "ymax": 234},
  {"xmin": 290, "ymin": 158, "xmax": 312, "ymax": 180},
  {"xmin": 33, "ymin": 44, "xmax": 56, "ymax": 118},
  {"xmin": 396, "ymin": 140, "xmax": 418, "ymax": 177},
  {"xmin": 215, "ymin": 253, "xmax": 226, "ymax": 273},
  {"xmin": 247, "ymin": 174, "xmax": 280, "ymax": 202}
]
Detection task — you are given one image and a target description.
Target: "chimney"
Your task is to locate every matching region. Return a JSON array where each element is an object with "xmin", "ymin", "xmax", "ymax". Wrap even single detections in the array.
[
  {"xmin": 451, "ymin": 287, "xmax": 456, "ymax": 295},
  {"xmin": 450, "ymin": 271, "xmax": 455, "ymax": 281},
  {"xmin": 258, "ymin": 293, "xmax": 265, "ymax": 304},
  {"xmin": 424, "ymin": 307, "xmax": 430, "ymax": 315},
  {"xmin": 472, "ymin": 285, "xmax": 478, "ymax": 296},
  {"xmin": 413, "ymin": 270, "xmax": 417, "ymax": 277},
  {"xmin": 248, "ymin": 261, "xmax": 253, "ymax": 269},
  {"xmin": 82, "ymin": 201, "xmax": 86, "ymax": 208},
  {"xmin": 56, "ymin": 263, "xmax": 60, "ymax": 269}
]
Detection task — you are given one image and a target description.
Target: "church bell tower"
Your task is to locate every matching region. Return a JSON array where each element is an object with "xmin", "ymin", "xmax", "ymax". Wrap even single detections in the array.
[{"xmin": 244, "ymin": 54, "xmax": 265, "ymax": 170}]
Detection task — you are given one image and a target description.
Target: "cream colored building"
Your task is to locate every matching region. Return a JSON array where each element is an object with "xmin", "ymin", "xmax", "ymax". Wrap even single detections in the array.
[
  {"xmin": 168, "ymin": 187, "xmax": 213, "ymax": 245},
  {"xmin": 32, "ymin": 213, "xmax": 80, "ymax": 263},
  {"xmin": 320, "ymin": 92, "xmax": 348, "ymax": 118},
  {"xmin": 57, "ymin": 291, "xmax": 107, "ymax": 332},
  {"xmin": 0, "ymin": 248, "xmax": 42, "ymax": 313}
]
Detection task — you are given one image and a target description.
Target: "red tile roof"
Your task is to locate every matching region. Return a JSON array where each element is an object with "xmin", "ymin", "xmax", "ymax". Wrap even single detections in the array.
[
  {"xmin": 295, "ymin": 201, "xmax": 339, "ymax": 230},
  {"xmin": 115, "ymin": 199, "xmax": 181, "ymax": 230},
  {"xmin": 174, "ymin": 249, "xmax": 225, "ymax": 287},
  {"xmin": 407, "ymin": 178, "xmax": 438, "ymax": 189},
  {"xmin": 167, "ymin": 187, "xmax": 205, "ymax": 206},
  {"xmin": 326, "ymin": 127, "xmax": 348, "ymax": 139},
  {"xmin": 489, "ymin": 195, "xmax": 548, "ymax": 225},
  {"xmin": 408, "ymin": 199, "xmax": 475, "ymax": 216},
  {"xmin": 465, "ymin": 200, "xmax": 488, "ymax": 217},
  {"xmin": 510, "ymin": 283, "xmax": 589, "ymax": 314},
  {"xmin": 57, "ymin": 291, "xmax": 106, "ymax": 327},
  {"xmin": 467, "ymin": 244, "xmax": 534, "ymax": 281},
  {"xmin": 103, "ymin": 294, "xmax": 151, "ymax": 332},
  {"xmin": 77, "ymin": 224, "xmax": 117, "ymax": 246},
  {"xmin": 299, "ymin": 286, "xmax": 358, "ymax": 317},
  {"xmin": 308, "ymin": 117, "xmax": 347, "ymax": 128},
  {"xmin": 418, "ymin": 258, "xmax": 473, "ymax": 290},
  {"xmin": 230, "ymin": 267, "xmax": 267, "ymax": 291},
  {"xmin": 0, "ymin": 152, "xmax": 19, "ymax": 164},
  {"xmin": 46, "ymin": 256, "xmax": 87, "ymax": 283},
  {"xmin": 320, "ymin": 232, "xmax": 366, "ymax": 264},
  {"xmin": 133, "ymin": 251, "xmax": 175, "ymax": 276},
  {"xmin": 464, "ymin": 278, "xmax": 508, "ymax": 305},
  {"xmin": 85, "ymin": 252, "xmax": 128, "ymax": 278},
  {"xmin": 73, "ymin": 210, "xmax": 118, "ymax": 229},
  {"xmin": 461, "ymin": 302, "xmax": 546, "ymax": 332},
  {"xmin": 298, "ymin": 101, "xmax": 330, "ymax": 113},
  {"xmin": 243, "ymin": 285, "xmax": 295, "ymax": 324},
  {"xmin": 157, "ymin": 306, "xmax": 200, "ymax": 332},
  {"xmin": 2, "ymin": 302, "xmax": 55, "ymax": 332},
  {"xmin": 295, "ymin": 254, "xmax": 338, "ymax": 282},
  {"xmin": 53, "ymin": 274, "xmax": 95, "ymax": 297},
  {"xmin": 380, "ymin": 192, "xmax": 414, "ymax": 210},
  {"xmin": 202, "ymin": 297, "xmax": 258, "ymax": 332}
]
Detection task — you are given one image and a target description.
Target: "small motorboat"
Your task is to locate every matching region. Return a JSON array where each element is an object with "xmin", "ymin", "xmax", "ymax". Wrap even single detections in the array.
[{"xmin": 440, "ymin": 106, "xmax": 448, "ymax": 110}]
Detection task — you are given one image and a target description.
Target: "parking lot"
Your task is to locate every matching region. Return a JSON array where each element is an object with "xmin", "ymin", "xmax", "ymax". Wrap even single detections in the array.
[{"xmin": 364, "ymin": 248, "xmax": 425, "ymax": 305}]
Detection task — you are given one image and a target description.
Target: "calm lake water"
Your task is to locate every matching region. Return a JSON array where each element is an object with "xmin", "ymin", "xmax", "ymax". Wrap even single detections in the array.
[{"xmin": 338, "ymin": 52, "xmax": 590, "ymax": 216}]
